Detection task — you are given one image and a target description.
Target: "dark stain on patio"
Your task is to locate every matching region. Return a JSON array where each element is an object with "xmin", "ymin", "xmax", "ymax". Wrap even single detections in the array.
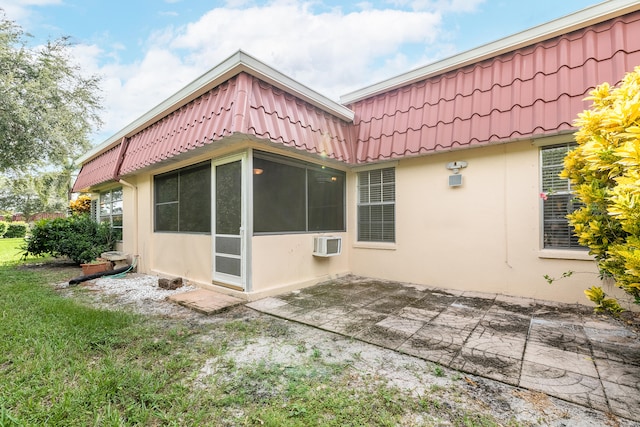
[{"xmin": 461, "ymin": 353, "xmax": 516, "ymax": 370}]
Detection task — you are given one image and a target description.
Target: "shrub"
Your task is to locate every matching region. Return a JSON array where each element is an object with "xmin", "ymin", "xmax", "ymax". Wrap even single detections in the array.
[
  {"xmin": 4, "ymin": 222, "xmax": 28, "ymax": 238},
  {"xmin": 24, "ymin": 215, "xmax": 115, "ymax": 264},
  {"xmin": 69, "ymin": 195, "xmax": 92, "ymax": 215},
  {"xmin": 562, "ymin": 65, "xmax": 640, "ymax": 305},
  {"xmin": 0, "ymin": 221, "xmax": 7, "ymax": 237}
]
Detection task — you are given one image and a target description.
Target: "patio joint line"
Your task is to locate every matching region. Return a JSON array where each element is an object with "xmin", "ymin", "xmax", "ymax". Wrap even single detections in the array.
[
  {"xmin": 516, "ymin": 312, "xmax": 535, "ymax": 387},
  {"xmin": 583, "ymin": 311, "xmax": 614, "ymax": 414},
  {"xmin": 447, "ymin": 298, "xmax": 492, "ymax": 363}
]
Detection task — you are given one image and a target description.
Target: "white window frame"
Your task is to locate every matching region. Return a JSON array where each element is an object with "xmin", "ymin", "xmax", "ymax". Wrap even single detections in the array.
[
  {"xmin": 99, "ymin": 187, "xmax": 123, "ymax": 241},
  {"xmin": 539, "ymin": 142, "xmax": 586, "ymax": 253},
  {"xmin": 357, "ymin": 167, "xmax": 396, "ymax": 243}
]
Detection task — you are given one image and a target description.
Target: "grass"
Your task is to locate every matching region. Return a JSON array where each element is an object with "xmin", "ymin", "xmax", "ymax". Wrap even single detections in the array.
[
  {"xmin": 0, "ymin": 241, "xmax": 520, "ymax": 426},
  {"xmin": 0, "ymin": 238, "xmax": 26, "ymax": 264}
]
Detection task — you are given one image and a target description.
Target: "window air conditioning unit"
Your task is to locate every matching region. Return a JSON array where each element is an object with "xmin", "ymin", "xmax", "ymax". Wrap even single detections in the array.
[{"xmin": 313, "ymin": 236, "xmax": 342, "ymax": 257}]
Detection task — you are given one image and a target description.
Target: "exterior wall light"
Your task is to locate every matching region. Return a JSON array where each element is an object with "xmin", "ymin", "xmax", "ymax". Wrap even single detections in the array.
[
  {"xmin": 446, "ymin": 161, "xmax": 468, "ymax": 174},
  {"xmin": 446, "ymin": 161, "xmax": 468, "ymax": 187}
]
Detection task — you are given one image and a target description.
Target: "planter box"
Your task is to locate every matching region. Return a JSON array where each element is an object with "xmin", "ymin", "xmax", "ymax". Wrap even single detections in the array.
[{"xmin": 80, "ymin": 262, "xmax": 111, "ymax": 276}]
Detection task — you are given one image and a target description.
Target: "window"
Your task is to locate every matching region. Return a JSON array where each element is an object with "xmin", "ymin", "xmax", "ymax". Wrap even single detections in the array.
[
  {"xmin": 100, "ymin": 188, "xmax": 123, "ymax": 240},
  {"xmin": 358, "ymin": 168, "xmax": 395, "ymax": 242},
  {"xmin": 154, "ymin": 161, "xmax": 211, "ymax": 233},
  {"xmin": 541, "ymin": 143, "xmax": 583, "ymax": 250},
  {"xmin": 253, "ymin": 153, "xmax": 345, "ymax": 233}
]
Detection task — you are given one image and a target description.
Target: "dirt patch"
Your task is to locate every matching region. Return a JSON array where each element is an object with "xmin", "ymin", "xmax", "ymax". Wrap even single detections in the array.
[
  {"xmin": 51, "ymin": 272, "xmax": 638, "ymax": 427},
  {"xmin": 619, "ymin": 311, "xmax": 640, "ymax": 334}
]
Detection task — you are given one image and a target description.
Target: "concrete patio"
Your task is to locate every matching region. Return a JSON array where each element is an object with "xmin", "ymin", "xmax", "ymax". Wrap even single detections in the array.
[{"xmin": 246, "ymin": 276, "xmax": 640, "ymax": 422}]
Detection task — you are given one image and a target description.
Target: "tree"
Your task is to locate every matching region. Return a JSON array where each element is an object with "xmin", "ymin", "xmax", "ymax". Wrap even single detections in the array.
[
  {"xmin": 0, "ymin": 10, "xmax": 102, "ymax": 173},
  {"xmin": 562, "ymin": 65, "xmax": 640, "ymax": 308},
  {"xmin": 0, "ymin": 171, "xmax": 67, "ymax": 221}
]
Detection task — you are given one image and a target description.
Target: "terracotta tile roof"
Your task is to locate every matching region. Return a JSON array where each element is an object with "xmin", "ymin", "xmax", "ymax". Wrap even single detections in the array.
[
  {"xmin": 74, "ymin": 73, "xmax": 353, "ymax": 191},
  {"xmin": 72, "ymin": 144, "xmax": 120, "ymax": 192},
  {"xmin": 118, "ymin": 77, "xmax": 236, "ymax": 175},
  {"xmin": 349, "ymin": 11, "xmax": 640, "ymax": 163},
  {"xmin": 246, "ymin": 78, "xmax": 353, "ymax": 162},
  {"xmin": 74, "ymin": 8, "xmax": 640, "ymax": 190}
]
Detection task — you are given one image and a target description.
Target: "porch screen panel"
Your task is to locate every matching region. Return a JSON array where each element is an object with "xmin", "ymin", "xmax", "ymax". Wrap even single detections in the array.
[
  {"xmin": 253, "ymin": 152, "xmax": 346, "ymax": 234},
  {"xmin": 308, "ymin": 169, "xmax": 345, "ymax": 231},
  {"xmin": 216, "ymin": 236, "xmax": 241, "ymax": 255},
  {"xmin": 216, "ymin": 161, "xmax": 242, "ymax": 235},
  {"xmin": 154, "ymin": 161, "xmax": 211, "ymax": 233},
  {"xmin": 253, "ymin": 156, "xmax": 307, "ymax": 233},
  {"xmin": 215, "ymin": 256, "xmax": 241, "ymax": 276},
  {"xmin": 180, "ymin": 163, "xmax": 211, "ymax": 233}
]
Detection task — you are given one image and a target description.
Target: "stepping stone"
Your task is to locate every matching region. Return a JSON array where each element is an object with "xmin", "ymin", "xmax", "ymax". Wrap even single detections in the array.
[{"xmin": 168, "ymin": 289, "xmax": 244, "ymax": 314}]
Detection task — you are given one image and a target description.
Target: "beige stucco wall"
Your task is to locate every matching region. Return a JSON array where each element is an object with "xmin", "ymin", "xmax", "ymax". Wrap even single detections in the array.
[
  {"xmin": 119, "ymin": 162, "xmax": 213, "ymax": 287},
  {"xmin": 118, "ymin": 145, "xmax": 351, "ymax": 299},
  {"xmin": 250, "ymin": 232, "xmax": 350, "ymax": 298},
  {"xmin": 116, "ymin": 139, "xmax": 633, "ymax": 308},
  {"xmin": 348, "ymin": 140, "xmax": 632, "ymax": 308}
]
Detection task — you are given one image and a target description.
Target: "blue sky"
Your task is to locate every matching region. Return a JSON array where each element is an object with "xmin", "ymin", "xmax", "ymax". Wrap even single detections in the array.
[{"xmin": 0, "ymin": 0, "xmax": 602, "ymax": 146}]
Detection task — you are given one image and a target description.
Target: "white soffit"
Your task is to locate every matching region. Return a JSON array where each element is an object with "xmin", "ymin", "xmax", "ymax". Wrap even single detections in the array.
[{"xmin": 340, "ymin": 0, "xmax": 640, "ymax": 105}]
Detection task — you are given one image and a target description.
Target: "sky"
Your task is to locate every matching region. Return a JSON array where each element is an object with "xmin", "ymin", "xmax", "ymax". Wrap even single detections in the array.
[{"xmin": 0, "ymin": 0, "xmax": 604, "ymax": 147}]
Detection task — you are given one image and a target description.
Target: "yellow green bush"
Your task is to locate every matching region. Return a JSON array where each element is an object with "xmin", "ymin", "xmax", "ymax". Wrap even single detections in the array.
[
  {"xmin": 69, "ymin": 195, "xmax": 92, "ymax": 215},
  {"xmin": 562, "ymin": 65, "xmax": 640, "ymax": 306}
]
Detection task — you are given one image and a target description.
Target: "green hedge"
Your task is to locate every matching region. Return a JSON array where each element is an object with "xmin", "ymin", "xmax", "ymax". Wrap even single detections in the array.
[
  {"xmin": 4, "ymin": 222, "xmax": 28, "ymax": 238},
  {"xmin": 24, "ymin": 215, "xmax": 115, "ymax": 264}
]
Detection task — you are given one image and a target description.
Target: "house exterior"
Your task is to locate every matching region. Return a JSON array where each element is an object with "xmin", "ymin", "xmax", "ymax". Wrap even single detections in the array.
[{"xmin": 73, "ymin": 0, "xmax": 640, "ymax": 306}]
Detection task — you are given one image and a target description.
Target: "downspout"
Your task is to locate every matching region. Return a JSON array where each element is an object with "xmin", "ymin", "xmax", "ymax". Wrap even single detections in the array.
[{"xmin": 112, "ymin": 136, "xmax": 139, "ymax": 262}]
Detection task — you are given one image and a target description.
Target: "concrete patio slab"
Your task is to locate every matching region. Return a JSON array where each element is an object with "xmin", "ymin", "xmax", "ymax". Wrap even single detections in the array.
[
  {"xmin": 246, "ymin": 277, "xmax": 640, "ymax": 422},
  {"xmin": 451, "ymin": 349, "xmax": 522, "ymax": 386},
  {"xmin": 168, "ymin": 289, "xmax": 244, "ymax": 314},
  {"xmin": 520, "ymin": 361, "xmax": 608, "ymax": 410}
]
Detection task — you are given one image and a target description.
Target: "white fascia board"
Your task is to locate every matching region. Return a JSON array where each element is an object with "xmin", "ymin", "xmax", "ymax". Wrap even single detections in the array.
[
  {"xmin": 341, "ymin": 0, "xmax": 640, "ymax": 105},
  {"xmin": 77, "ymin": 50, "xmax": 354, "ymax": 164}
]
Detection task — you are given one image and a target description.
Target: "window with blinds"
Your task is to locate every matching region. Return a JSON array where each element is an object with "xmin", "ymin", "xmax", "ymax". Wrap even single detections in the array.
[
  {"xmin": 99, "ymin": 188, "xmax": 123, "ymax": 241},
  {"xmin": 358, "ymin": 167, "xmax": 395, "ymax": 243},
  {"xmin": 541, "ymin": 143, "xmax": 583, "ymax": 250}
]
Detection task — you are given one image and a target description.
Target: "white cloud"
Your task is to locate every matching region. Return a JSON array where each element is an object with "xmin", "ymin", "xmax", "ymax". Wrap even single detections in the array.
[
  {"xmin": 167, "ymin": 2, "xmax": 442, "ymax": 99},
  {"xmin": 388, "ymin": 0, "xmax": 485, "ymax": 12},
  {"xmin": 0, "ymin": 0, "xmax": 62, "ymax": 21},
  {"xmin": 4, "ymin": 0, "xmax": 486, "ymax": 145}
]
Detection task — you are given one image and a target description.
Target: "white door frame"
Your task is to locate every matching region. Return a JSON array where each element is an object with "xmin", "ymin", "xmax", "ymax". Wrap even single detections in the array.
[{"xmin": 212, "ymin": 153, "xmax": 248, "ymax": 290}]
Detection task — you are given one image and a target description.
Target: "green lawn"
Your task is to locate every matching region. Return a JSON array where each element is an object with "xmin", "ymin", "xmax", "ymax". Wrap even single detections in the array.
[
  {"xmin": 0, "ymin": 246, "xmax": 514, "ymax": 426},
  {"xmin": 0, "ymin": 238, "xmax": 27, "ymax": 264}
]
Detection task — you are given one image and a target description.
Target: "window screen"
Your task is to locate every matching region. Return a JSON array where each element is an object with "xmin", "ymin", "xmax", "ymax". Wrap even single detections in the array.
[
  {"xmin": 154, "ymin": 162, "xmax": 211, "ymax": 233},
  {"xmin": 357, "ymin": 168, "xmax": 395, "ymax": 242},
  {"xmin": 253, "ymin": 153, "xmax": 345, "ymax": 234}
]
